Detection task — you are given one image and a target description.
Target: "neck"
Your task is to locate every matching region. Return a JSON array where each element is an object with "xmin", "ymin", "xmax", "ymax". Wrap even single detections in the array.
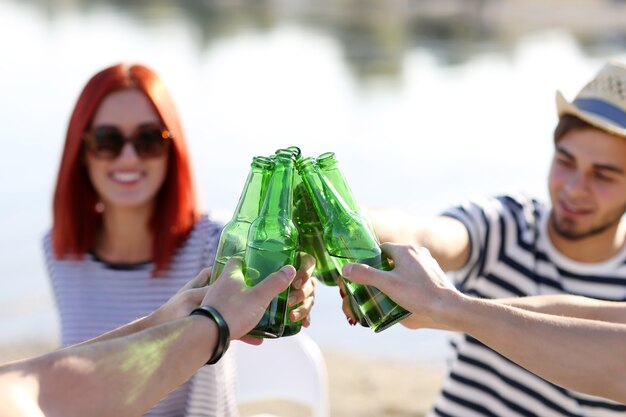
[
  {"xmin": 95, "ymin": 204, "xmax": 154, "ymax": 264},
  {"xmin": 547, "ymin": 215, "xmax": 626, "ymax": 263}
]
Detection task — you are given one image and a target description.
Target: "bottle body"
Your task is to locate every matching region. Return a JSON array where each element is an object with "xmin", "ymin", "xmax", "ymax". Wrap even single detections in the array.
[
  {"xmin": 244, "ymin": 151, "xmax": 298, "ymax": 338},
  {"xmin": 210, "ymin": 157, "xmax": 273, "ymax": 283}
]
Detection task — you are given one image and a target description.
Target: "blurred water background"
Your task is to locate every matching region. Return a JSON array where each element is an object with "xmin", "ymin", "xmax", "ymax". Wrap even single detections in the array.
[{"xmin": 1, "ymin": 0, "xmax": 626, "ymax": 365}]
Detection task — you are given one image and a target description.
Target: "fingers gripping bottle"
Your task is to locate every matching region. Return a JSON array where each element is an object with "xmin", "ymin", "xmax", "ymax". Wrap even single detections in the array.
[
  {"xmin": 298, "ymin": 157, "xmax": 411, "ymax": 332},
  {"xmin": 244, "ymin": 149, "xmax": 299, "ymax": 338},
  {"xmin": 210, "ymin": 156, "xmax": 274, "ymax": 284}
]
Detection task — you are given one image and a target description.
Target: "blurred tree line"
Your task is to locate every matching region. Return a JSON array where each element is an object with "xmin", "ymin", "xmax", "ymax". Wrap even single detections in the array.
[{"xmin": 13, "ymin": 0, "xmax": 626, "ymax": 81}]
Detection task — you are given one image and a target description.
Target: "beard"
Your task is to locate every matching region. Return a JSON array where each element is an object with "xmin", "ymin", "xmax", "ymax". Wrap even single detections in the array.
[{"xmin": 549, "ymin": 207, "xmax": 626, "ymax": 241}]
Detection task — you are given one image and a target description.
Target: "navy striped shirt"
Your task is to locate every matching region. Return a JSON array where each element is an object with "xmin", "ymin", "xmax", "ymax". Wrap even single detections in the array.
[
  {"xmin": 44, "ymin": 215, "xmax": 239, "ymax": 417},
  {"xmin": 431, "ymin": 194, "xmax": 626, "ymax": 417}
]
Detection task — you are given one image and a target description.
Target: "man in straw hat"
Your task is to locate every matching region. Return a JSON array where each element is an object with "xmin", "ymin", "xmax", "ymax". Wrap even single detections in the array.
[{"xmin": 363, "ymin": 60, "xmax": 626, "ymax": 415}]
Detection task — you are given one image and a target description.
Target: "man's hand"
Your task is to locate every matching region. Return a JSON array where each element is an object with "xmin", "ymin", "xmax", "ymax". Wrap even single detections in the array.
[{"xmin": 341, "ymin": 243, "xmax": 461, "ymax": 329}]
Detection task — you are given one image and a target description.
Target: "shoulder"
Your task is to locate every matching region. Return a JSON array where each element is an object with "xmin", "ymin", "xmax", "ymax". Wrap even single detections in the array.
[
  {"xmin": 42, "ymin": 230, "xmax": 61, "ymax": 263},
  {"xmin": 194, "ymin": 213, "xmax": 225, "ymax": 236},
  {"xmin": 442, "ymin": 193, "xmax": 546, "ymax": 230},
  {"xmin": 181, "ymin": 214, "xmax": 225, "ymax": 250},
  {"xmin": 496, "ymin": 193, "xmax": 544, "ymax": 213},
  {"xmin": 42, "ymin": 230, "xmax": 52, "ymax": 252},
  {"xmin": 173, "ymin": 213, "xmax": 226, "ymax": 268},
  {"xmin": 461, "ymin": 193, "xmax": 543, "ymax": 217}
]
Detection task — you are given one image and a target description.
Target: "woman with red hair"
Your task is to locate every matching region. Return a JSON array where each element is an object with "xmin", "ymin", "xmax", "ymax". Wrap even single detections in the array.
[{"xmin": 44, "ymin": 63, "xmax": 315, "ymax": 417}]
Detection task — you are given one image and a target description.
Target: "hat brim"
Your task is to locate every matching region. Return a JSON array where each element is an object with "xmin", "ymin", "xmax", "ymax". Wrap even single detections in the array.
[{"xmin": 556, "ymin": 90, "xmax": 626, "ymax": 138}]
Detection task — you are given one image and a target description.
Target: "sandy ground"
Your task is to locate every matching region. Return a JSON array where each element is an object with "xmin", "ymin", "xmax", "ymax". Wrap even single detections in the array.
[
  {"xmin": 320, "ymin": 351, "xmax": 443, "ymax": 417},
  {"xmin": 0, "ymin": 341, "xmax": 445, "ymax": 417}
]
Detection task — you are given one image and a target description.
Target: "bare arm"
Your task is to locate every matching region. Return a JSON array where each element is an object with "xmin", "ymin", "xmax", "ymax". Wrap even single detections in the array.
[
  {"xmin": 498, "ymin": 294, "xmax": 626, "ymax": 323},
  {"xmin": 365, "ymin": 208, "xmax": 470, "ymax": 271},
  {"xmin": 0, "ymin": 316, "xmax": 220, "ymax": 417},
  {"xmin": 0, "ymin": 259, "xmax": 296, "ymax": 417},
  {"xmin": 343, "ymin": 243, "xmax": 626, "ymax": 403},
  {"xmin": 446, "ymin": 296, "xmax": 626, "ymax": 403}
]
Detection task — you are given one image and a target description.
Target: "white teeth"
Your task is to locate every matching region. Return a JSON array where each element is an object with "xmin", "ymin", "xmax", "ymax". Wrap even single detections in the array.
[
  {"xmin": 112, "ymin": 172, "xmax": 142, "ymax": 183},
  {"xmin": 562, "ymin": 202, "xmax": 588, "ymax": 213}
]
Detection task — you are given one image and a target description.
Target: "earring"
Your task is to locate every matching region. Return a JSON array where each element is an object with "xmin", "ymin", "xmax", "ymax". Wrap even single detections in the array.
[{"xmin": 95, "ymin": 202, "xmax": 105, "ymax": 213}]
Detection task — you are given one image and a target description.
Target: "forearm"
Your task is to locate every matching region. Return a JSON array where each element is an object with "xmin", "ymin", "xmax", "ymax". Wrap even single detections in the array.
[
  {"xmin": 0, "ymin": 316, "xmax": 217, "ymax": 417},
  {"xmin": 442, "ymin": 295, "xmax": 626, "ymax": 403},
  {"xmin": 366, "ymin": 208, "xmax": 470, "ymax": 271},
  {"xmin": 74, "ymin": 316, "xmax": 150, "ymax": 347},
  {"xmin": 498, "ymin": 294, "xmax": 626, "ymax": 323}
]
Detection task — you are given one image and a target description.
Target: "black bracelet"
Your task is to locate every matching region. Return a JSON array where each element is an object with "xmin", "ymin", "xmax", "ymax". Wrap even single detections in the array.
[{"xmin": 190, "ymin": 306, "xmax": 230, "ymax": 365}]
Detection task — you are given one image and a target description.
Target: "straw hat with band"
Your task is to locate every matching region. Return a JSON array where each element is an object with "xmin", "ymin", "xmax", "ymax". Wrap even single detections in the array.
[{"xmin": 556, "ymin": 60, "xmax": 626, "ymax": 139}]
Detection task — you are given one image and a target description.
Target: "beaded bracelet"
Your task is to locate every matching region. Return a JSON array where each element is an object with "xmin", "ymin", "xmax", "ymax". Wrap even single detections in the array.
[{"xmin": 190, "ymin": 306, "xmax": 230, "ymax": 365}]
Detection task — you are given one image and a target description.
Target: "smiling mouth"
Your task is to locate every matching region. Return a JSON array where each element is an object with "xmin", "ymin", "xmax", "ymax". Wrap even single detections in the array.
[
  {"xmin": 559, "ymin": 200, "xmax": 592, "ymax": 216},
  {"xmin": 110, "ymin": 171, "xmax": 143, "ymax": 184}
]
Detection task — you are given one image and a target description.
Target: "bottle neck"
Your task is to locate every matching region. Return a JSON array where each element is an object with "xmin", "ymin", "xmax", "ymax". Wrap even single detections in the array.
[
  {"xmin": 318, "ymin": 159, "xmax": 359, "ymax": 213},
  {"xmin": 300, "ymin": 162, "xmax": 351, "ymax": 224},
  {"xmin": 259, "ymin": 157, "xmax": 294, "ymax": 219},
  {"xmin": 233, "ymin": 166, "xmax": 269, "ymax": 221}
]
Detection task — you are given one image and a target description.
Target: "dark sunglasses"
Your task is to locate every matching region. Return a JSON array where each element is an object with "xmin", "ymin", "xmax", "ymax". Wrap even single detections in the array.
[{"xmin": 83, "ymin": 123, "xmax": 172, "ymax": 159}]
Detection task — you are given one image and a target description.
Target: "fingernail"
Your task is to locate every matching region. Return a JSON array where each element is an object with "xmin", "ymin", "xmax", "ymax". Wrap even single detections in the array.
[
  {"xmin": 288, "ymin": 294, "xmax": 296, "ymax": 306},
  {"xmin": 292, "ymin": 278, "xmax": 302, "ymax": 289},
  {"xmin": 343, "ymin": 264, "xmax": 353, "ymax": 277},
  {"xmin": 281, "ymin": 265, "xmax": 296, "ymax": 278}
]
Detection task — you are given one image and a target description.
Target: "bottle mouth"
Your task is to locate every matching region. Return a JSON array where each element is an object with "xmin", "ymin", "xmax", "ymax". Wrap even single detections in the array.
[{"xmin": 316, "ymin": 151, "xmax": 336, "ymax": 168}]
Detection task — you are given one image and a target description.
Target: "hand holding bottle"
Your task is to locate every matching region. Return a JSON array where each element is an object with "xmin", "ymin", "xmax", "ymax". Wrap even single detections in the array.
[
  {"xmin": 286, "ymin": 251, "xmax": 317, "ymax": 328},
  {"xmin": 202, "ymin": 258, "xmax": 297, "ymax": 343},
  {"xmin": 341, "ymin": 243, "xmax": 461, "ymax": 330}
]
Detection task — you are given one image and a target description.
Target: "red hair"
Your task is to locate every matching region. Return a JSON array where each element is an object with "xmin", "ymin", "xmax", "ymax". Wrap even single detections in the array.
[{"xmin": 52, "ymin": 63, "xmax": 200, "ymax": 275}]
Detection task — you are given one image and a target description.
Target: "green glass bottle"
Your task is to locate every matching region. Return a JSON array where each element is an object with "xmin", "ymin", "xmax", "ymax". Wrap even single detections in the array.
[
  {"xmin": 316, "ymin": 153, "xmax": 371, "ymax": 326},
  {"xmin": 281, "ymin": 146, "xmax": 304, "ymax": 337},
  {"xmin": 244, "ymin": 149, "xmax": 299, "ymax": 338},
  {"xmin": 210, "ymin": 156, "xmax": 274, "ymax": 284},
  {"xmin": 298, "ymin": 158, "xmax": 411, "ymax": 332}
]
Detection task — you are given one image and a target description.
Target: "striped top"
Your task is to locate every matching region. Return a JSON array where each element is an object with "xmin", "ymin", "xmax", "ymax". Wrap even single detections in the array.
[
  {"xmin": 431, "ymin": 194, "xmax": 626, "ymax": 417},
  {"xmin": 43, "ymin": 215, "xmax": 239, "ymax": 417}
]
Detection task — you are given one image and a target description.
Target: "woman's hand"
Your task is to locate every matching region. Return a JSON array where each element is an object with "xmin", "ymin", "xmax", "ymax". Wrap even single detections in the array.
[{"xmin": 286, "ymin": 252, "xmax": 316, "ymax": 328}]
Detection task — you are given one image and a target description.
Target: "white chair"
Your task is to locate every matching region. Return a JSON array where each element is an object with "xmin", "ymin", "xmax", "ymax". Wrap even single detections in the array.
[{"xmin": 234, "ymin": 331, "xmax": 330, "ymax": 417}]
